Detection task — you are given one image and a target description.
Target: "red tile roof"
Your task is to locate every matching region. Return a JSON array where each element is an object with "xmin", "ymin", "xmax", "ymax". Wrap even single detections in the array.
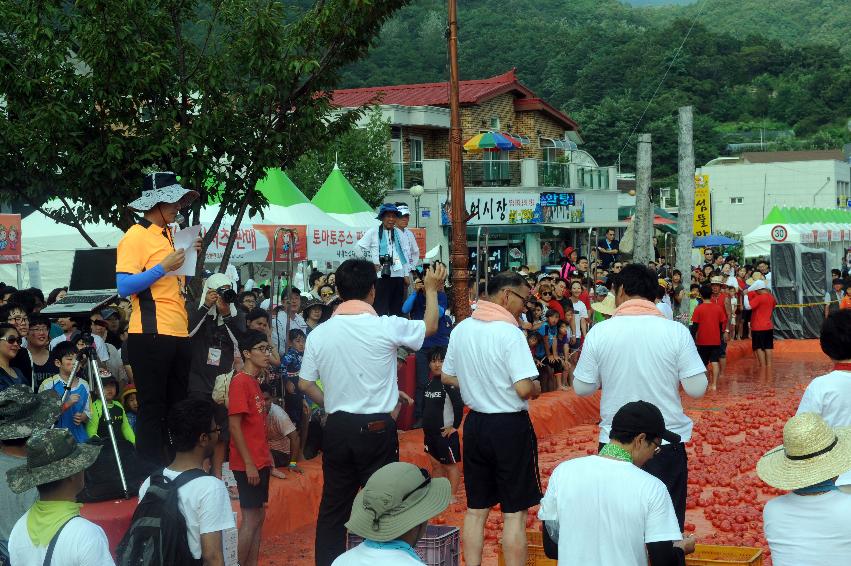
[
  {"xmin": 332, "ymin": 69, "xmax": 529, "ymax": 108},
  {"xmin": 332, "ymin": 69, "xmax": 578, "ymax": 130}
]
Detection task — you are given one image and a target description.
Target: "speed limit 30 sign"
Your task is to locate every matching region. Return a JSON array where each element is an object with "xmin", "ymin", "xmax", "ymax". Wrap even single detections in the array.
[{"xmin": 771, "ymin": 225, "xmax": 788, "ymax": 242}]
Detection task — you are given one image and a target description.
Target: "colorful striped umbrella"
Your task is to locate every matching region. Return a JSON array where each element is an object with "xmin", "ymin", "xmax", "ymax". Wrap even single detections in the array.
[{"xmin": 463, "ymin": 131, "xmax": 522, "ymax": 152}]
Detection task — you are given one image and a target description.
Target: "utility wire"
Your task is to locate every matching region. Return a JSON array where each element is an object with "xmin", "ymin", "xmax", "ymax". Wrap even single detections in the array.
[{"xmin": 616, "ymin": 0, "xmax": 709, "ymax": 170}]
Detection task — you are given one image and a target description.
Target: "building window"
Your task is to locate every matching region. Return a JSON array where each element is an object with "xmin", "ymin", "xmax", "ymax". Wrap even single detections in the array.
[
  {"xmin": 489, "ymin": 116, "xmax": 500, "ymax": 130},
  {"xmin": 730, "ymin": 197, "xmax": 743, "ymax": 205},
  {"xmin": 409, "ymin": 137, "xmax": 423, "ymax": 170}
]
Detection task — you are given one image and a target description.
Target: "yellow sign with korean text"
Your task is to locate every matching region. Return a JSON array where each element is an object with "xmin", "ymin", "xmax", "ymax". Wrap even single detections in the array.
[{"xmin": 693, "ymin": 175, "xmax": 711, "ymax": 236}]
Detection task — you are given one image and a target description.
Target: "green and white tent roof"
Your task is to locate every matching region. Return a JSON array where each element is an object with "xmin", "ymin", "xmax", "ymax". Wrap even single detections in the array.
[{"xmin": 311, "ymin": 165, "xmax": 374, "ymax": 214}]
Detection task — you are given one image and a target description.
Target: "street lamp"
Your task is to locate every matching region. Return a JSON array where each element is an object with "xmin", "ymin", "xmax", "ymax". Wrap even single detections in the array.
[{"xmin": 409, "ymin": 184, "xmax": 424, "ymax": 228}]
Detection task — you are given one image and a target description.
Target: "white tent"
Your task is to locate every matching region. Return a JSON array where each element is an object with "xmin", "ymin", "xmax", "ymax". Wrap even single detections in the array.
[
  {"xmin": 326, "ymin": 211, "xmax": 377, "ymax": 228},
  {"xmin": 0, "ymin": 208, "xmax": 124, "ymax": 291},
  {"xmin": 198, "ymin": 202, "xmax": 341, "ymax": 227},
  {"xmin": 744, "ymin": 222, "xmax": 851, "ymax": 267}
]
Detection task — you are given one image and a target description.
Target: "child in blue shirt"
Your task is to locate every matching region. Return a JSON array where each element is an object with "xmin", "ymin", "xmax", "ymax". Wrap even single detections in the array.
[
  {"xmin": 38, "ymin": 341, "xmax": 91, "ymax": 443},
  {"xmin": 538, "ymin": 309, "xmax": 564, "ymax": 391}
]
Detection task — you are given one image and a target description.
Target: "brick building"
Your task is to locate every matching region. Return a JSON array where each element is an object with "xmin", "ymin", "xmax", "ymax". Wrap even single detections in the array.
[{"xmin": 331, "ymin": 70, "xmax": 620, "ymax": 271}]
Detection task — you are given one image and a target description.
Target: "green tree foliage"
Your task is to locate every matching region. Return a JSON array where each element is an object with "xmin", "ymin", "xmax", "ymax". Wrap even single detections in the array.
[
  {"xmin": 338, "ymin": 0, "xmax": 851, "ymax": 178},
  {"xmin": 288, "ymin": 108, "xmax": 394, "ymax": 207},
  {"xmin": 0, "ymin": 0, "xmax": 407, "ymax": 269}
]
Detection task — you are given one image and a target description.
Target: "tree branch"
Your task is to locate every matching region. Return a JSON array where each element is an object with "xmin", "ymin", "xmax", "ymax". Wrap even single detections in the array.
[{"xmin": 13, "ymin": 189, "xmax": 99, "ymax": 247}]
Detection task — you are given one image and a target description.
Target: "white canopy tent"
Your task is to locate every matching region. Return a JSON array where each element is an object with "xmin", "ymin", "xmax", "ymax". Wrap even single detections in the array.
[
  {"xmin": 198, "ymin": 202, "xmax": 341, "ymax": 227},
  {"xmin": 0, "ymin": 208, "xmax": 124, "ymax": 291},
  {"xmin": 327, "ymin": 211, "xmax": 377, "ymax": 228},
  {"xmin": 744, "ymin": 222, "xmax": 851, "ymax": 267}
]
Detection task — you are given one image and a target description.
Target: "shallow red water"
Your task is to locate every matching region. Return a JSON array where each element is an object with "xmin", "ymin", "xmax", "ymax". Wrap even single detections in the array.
[{"xmin": 260, "ymin": 345, "xmax": 831, "ymax": 565}]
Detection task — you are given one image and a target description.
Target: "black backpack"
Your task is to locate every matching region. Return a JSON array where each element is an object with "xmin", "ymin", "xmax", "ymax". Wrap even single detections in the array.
[{"xmin": 116, "ymin": 468, "xmax": 207, "ymax": 566}]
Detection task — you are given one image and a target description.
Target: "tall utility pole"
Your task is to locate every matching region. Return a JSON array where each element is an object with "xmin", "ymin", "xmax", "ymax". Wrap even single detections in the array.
[
  {"xmin": 633, "ymin": 133, "xmax": 654, "ymax": 265},
  {"xmin": 447, "ymin": 0, "xmax": 471, "ymax": 321},
  {"xmin": 676, "ymin": 106, "xmax": 696, "ymax": 320}
]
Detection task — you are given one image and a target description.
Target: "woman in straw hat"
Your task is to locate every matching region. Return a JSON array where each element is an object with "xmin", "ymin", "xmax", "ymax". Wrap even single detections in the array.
[{"xmin": 757, "ymin": 412, "xmax": 851, "ymax": 565}]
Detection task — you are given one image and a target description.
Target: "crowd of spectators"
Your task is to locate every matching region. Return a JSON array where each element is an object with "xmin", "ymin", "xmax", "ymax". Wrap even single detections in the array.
[{"xmin": 6, "ymin": 203, "xmax": 851, "ymax": 566}]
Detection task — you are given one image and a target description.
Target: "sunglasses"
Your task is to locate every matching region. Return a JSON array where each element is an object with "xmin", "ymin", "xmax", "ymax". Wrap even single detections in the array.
[
  {"xmin": 0, "ymin": 336, "xmax": 19, "ymax": 345},
  {"xmin": 540, "ymin": 291, "xmax": 552, "ymax": 297}
]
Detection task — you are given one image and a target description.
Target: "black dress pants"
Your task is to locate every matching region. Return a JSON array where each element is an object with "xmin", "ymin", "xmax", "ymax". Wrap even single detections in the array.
[
  {"xmin": 127, "ymin": 333, "xmax": 190, "ymax": 466},
  {"xmin": 374, "ymin": 276, "xmax": 405, "ymax": 316},
  {"xmin": 315, "ymin": 412, "xmax": 399, "ymax": 566}
]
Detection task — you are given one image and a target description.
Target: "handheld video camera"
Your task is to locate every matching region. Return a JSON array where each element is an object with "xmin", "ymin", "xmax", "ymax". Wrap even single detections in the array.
[
  {"xmin": 216, "ymin": 286, "xmax": 237, "ymax": 303},
  {"xmin": 379, "ymin": 255, "xmax": 393, "ymax": 279}
]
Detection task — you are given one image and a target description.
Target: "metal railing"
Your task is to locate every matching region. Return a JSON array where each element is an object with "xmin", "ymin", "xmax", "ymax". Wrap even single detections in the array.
[
  {"xmin": 462, "ymin": 159, "xmax": 521, "ymax": 187},
  {"xmin": 539, "ymin": 162, "xmax": 570, "ymax": 188},
  {"xmin": 576, "ymin": 165, "xmax": 609, "ymax": 190},
  {"xmin": 393, "ymin": 162, "xmax": 424, "ymax": 190}
]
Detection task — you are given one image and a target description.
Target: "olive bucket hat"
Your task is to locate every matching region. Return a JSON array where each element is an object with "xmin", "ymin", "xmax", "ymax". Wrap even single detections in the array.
[
  {"xmin": 7, "ymin": 428, "xmax": 101, "ymax": 494},
  {"xmin": 345, "ymin": 462, "xmax": 450, "ymax": 542},
  {"xmin": 0, "ymin": 385, "xmax": 62, "ymax": 441}
]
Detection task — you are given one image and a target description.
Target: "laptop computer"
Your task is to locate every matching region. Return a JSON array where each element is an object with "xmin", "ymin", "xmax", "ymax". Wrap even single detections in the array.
[{"xmin": 41, "ymin": 248, "xmax": 118, "ymax": 316}]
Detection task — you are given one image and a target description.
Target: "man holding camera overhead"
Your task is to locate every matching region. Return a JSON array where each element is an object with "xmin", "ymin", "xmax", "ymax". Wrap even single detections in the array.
[
  {"xmin": 357, "ymin": 203, "xmax": 410, "ymax": 316},
  {"xmin": 116, "ymin": 171, "xmax": 200, "ymax": 465}
]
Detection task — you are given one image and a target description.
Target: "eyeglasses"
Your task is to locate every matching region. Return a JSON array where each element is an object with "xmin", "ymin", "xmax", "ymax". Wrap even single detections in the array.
[
  {"xmin": 504, "ymin": 288, "xmax": 529, "ymax": 302},
  {"xmin": 252, "ymin": 346, "xmax": 273, "ymax": 354},
  {"xmin": 208, "ymin": 427, "xmax": 222, "ymax": 435},
  {"xmin": 650, "ymin": 438, "xmax": 662, "ymax": 455},
  {"xmin": 400, "ymin": 468, "xmax": 432, "ymax": 502},
  {"xmin": 0, "ymin": 336, "xmax": 19, "ymax": 345},
  {"xmin": 8, "ymin": 316, "xmax": 28, "ymax": 324},
  {"xmin": 612, "ymin": 265, "xmax": 622, "ymax": 270}
]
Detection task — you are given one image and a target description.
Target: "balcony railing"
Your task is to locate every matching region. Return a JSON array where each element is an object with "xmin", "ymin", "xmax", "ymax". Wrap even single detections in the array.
[
  {"xmin": 462, "ymin": 159, "xmax": 521, "ymax": 187},
  {"xmin": 539, "ymin": 162, "xmax": 570, "ymax": 188},
  {"xmin": 393, "ymin": 162, "xmax": 424, "ymax": 190},
  {"xmin": 576, "ymin": 165, "xmax": 609, "ymax": 190}
]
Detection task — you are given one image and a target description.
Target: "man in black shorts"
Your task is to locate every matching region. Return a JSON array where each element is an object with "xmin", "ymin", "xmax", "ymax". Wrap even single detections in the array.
[{"xmin": 443, "ymin": 272, "xmax": 541, "ymax": 566}]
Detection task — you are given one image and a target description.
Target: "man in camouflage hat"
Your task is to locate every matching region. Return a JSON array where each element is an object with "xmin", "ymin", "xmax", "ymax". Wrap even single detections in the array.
[
  {"xmin": 7, "ymin": 428, "xmax": 113, "ymax": 565},
  {"xmin": 0, "ymin": 385, "xmax": 61, "ymax": 562}
]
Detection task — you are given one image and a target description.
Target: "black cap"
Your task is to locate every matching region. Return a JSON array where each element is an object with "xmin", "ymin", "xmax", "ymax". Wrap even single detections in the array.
[{"xmin": 611, "ymin": 400, "xmax": 681, "ymax": 444}]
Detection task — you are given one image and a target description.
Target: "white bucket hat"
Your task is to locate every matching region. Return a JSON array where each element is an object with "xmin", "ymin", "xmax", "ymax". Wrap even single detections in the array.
[
  {"xmin": 128, "ymin": 171, "xmax": 199, "ymax": 212},
  {"xmin": 757, "ymin": 412, "xmax": 851, "ymax": 491}
]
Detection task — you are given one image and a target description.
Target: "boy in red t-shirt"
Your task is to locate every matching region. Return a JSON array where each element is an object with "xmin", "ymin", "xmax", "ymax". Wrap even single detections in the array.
[
  {"xmin": 229, "ymin": 330, "xmax": 274, "ymax": 566},
  {"xmin": 691, "ymin": 285, "xmax": 729, "ymax": 391},
  {"xmin": 747, "ymin": 280, "xmax": 777, "ymax": 367}
]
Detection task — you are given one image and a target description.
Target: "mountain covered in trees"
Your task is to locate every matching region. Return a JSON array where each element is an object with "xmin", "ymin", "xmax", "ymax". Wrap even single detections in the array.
[{"xmin": 337, "ymin": 0, "xmax": 851, "ymax": 179}]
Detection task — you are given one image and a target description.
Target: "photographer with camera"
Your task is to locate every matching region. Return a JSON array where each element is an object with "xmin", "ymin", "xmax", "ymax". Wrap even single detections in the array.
[
  {"xmin": 187, "ymin": 273, "xmax": 244, "ymax": 480},
  {"xmin": 356, "ymin": 203, "xmax": 411, "ymax": 316}
]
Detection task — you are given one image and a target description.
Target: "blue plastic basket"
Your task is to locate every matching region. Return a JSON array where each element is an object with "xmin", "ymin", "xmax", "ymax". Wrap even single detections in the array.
[{"xmin": 347, "ymin": 524, "xmax": 460, "ymax": 566}]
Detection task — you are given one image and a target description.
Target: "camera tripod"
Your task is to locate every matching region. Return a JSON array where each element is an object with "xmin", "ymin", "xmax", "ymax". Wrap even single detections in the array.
[{"xmin": 60, "ymin": 335, "xmax": 128, "ymax": 498}]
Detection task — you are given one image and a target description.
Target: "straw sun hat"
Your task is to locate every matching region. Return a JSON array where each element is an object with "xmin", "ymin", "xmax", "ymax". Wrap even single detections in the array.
[{"xmin": 756, "ymin": 412, "xmax": 851, "ymax": 491}]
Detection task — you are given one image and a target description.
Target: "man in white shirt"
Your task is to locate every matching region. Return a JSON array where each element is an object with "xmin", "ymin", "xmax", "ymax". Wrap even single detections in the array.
[
  {"xmin": 299, "ymin": 259, "xmax": 446, "ymax": 566},
  {"xmin": 393, "ymin": 203, "xmax": 420, "ymax": 272},
  {"xmin": 797, "ymin": 309, "xmax": 851, "ymax": 427},
  {"xmin": 356, "ymin": 203, "xmax": 411, "ymax": 316},
  {"xmin": 7, "ymin": 428, "xmax": 114, "ymax": 566},
  {"xmin": 270, "ymin": 287, "xmax": 308, "ymax": 357},
  {"xmin": 574, "ymin": 263, "xmax": 708, "ymax": 530},
  {"xmin": 48, "ymin": 319, "xmax": 110, "ymax": 364},
  {"xmin": 333, "ymin": 462, "xmax": 451, "ymax": 566},
  {"xmin": 138, "ymin": 399, "xmax": 234, "ymax": 565},
  {"xmin": 442, "ymin": 271, "xmax": 542, "ymax": 566},
  {"xmin": 538, "ymin": 401, "xmax": 695, "ymax": 565},
  {"xmin": 757, "ymin": 412, "xmax": 851, "ymax": 566}
]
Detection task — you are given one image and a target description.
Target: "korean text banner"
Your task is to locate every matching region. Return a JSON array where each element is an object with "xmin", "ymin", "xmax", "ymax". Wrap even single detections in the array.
[
  {"xmin": 202, "ymin": 223, "xmax": 307, "ymax": 263},
  {"xmin": 693, "ymin": 175, "xmax": 712, "ymax": 237},
  {"xmin": 0, "ymin": 214, "xmax": 22, "ymax": 264},
  {"xmin": 440, "ymin": 193, "xmax": 543, "ymax": 225},
  {"xmin": 307, "ymin": 226, "xmax": 428, "ymax": 263}
]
